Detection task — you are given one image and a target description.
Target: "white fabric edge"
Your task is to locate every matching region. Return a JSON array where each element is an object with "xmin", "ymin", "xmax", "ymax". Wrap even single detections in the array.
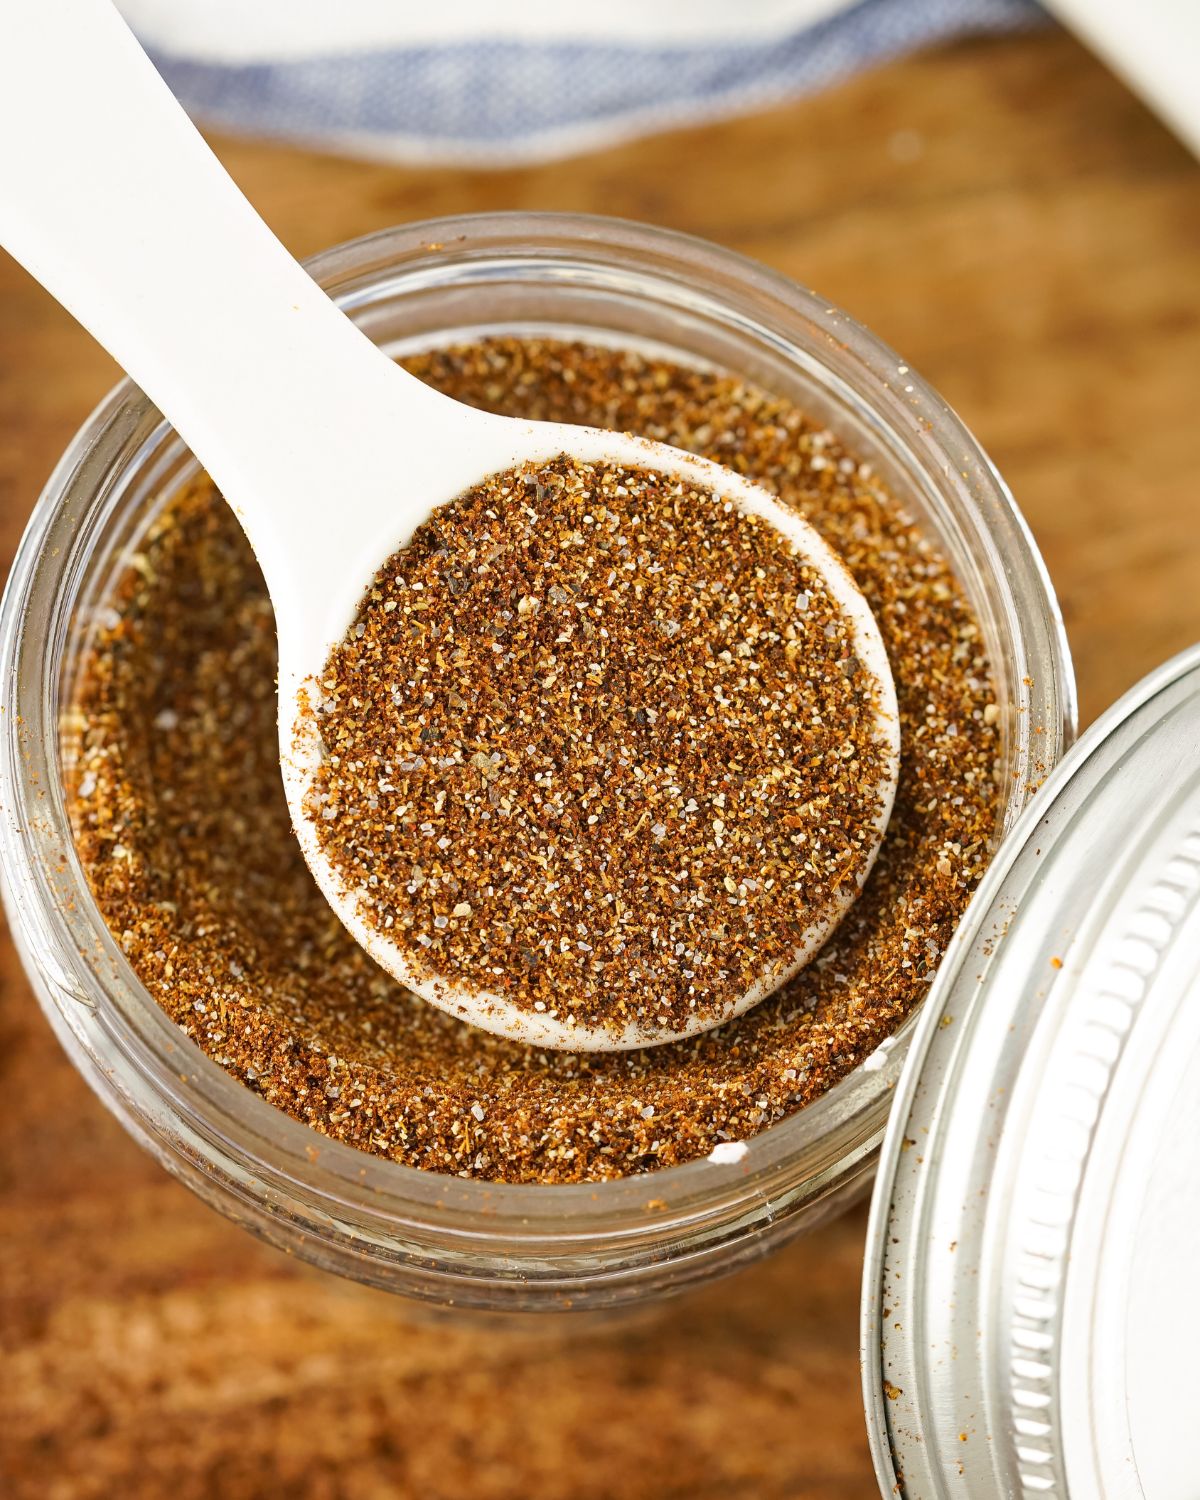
[{"xmin": 118, "ymin": 0, "xmax": 855, "ymax": 65}]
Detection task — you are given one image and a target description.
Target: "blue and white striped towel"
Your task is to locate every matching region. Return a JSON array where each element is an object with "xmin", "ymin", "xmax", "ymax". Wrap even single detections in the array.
[{"xmin": 119, "ymin": 0, "xmax": 1044, "ymax": 166}]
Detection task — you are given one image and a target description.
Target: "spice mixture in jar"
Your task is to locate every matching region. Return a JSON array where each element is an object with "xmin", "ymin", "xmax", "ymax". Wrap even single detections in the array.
[
  {"xmin": 64, "ymin": 336, "xmax": 1000, "ymax": 1185},
  {"xmin": 305, "ymin": 453, "xmax": 897, "ymax": 1047}
]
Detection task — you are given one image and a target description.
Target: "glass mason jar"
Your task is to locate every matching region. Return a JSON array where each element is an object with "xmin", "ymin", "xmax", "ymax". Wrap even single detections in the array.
[{"xmin": 0, "ymin": 213, "xmax": 1075, "ymax": 1312}]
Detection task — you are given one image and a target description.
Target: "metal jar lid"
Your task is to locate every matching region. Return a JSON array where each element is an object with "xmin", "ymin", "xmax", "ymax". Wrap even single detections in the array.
[{"xmin": 862, "ymin": 642, "xmax": 1200, "ymax": 1499}]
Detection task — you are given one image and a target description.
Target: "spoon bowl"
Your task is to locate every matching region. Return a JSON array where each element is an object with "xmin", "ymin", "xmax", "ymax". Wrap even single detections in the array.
[{"xmin": 280, "ymin": 417, "xmax": 901, "ymax": 1051}]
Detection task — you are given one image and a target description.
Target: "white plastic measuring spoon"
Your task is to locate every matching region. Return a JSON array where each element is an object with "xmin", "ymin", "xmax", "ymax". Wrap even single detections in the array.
[{"xmin": 0, "ymin": 0, "xmax": 900, "ymax": 1051}]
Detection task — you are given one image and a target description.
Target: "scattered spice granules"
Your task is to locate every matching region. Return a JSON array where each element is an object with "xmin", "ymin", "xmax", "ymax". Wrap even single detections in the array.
[
  {"xmin": 63, "ymin": 336, "xmax": 1000, "ymax": 1184},
  {"xmin": 305, "ymin": 453, "xmax": 896, "ymax": 1045}
]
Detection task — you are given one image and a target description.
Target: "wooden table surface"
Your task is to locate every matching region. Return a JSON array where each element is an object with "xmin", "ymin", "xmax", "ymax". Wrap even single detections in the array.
[{"xmin": 2, "ymin": 28, "xmax": 1198, "ymax": 1500}]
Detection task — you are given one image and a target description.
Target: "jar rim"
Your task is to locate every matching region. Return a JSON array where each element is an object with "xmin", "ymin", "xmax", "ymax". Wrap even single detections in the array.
[{"xmin": 0, "ymin": 211, "xmax": 1075, "ymax": 1307}]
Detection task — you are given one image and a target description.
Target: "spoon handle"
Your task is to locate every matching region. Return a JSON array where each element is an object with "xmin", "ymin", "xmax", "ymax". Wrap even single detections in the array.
[{"xmin": 0, "ymin": 0, "xmax": 465, "ymax": 628}]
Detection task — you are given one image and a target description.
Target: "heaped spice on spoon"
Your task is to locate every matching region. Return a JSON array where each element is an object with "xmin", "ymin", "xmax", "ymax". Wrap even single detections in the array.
[
  {"xmin": 304, "ymin": 455, "xmax": 896, "ymax": 1046},
  {"xmin": 64, "ymin": 335, "xmax": 1001, "ymax": 1185}
]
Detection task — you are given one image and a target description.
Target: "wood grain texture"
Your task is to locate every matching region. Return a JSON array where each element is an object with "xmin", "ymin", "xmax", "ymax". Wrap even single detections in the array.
[{"xmin": 1, "ymin": 29, "xmax": 1198, "ymax": 1499}]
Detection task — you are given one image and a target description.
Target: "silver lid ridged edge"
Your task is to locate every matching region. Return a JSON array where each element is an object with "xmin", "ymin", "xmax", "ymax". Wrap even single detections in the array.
[{"xmin": 862, "ymin": 642, "xmax": 1200, "ymax": 1499}]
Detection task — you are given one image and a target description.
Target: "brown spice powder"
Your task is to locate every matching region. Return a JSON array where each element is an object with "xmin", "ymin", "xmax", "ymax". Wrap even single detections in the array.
[
  {"xmin": 63, "ymin": 336, "xmax": 1000, "ymax": 1184},
  {"xmin": 306, "ymin": 454, "xmax": 895, "ymax": 1043}
]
